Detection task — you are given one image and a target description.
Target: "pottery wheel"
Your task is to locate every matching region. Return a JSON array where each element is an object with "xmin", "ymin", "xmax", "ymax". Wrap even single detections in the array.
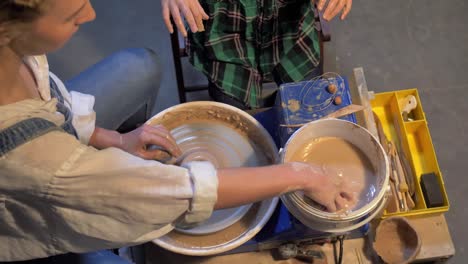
[
  {"xmin": 172, "ymin": 122, "xmax": 260, "ymax": 234},
  {"xmin": 148, "ymin": 102, "xmax": 279, "ymax": 255}
]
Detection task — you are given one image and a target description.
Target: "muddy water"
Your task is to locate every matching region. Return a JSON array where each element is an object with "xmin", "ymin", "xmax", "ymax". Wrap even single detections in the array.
[{"xmin": 290, "ymin": 137, "xmax": 377, "ymax": 212}]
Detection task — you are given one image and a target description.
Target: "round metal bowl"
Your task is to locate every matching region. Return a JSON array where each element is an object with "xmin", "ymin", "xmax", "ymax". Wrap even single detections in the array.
[
  {"xmin": 146, "ymin": 101, "xmax": 279, "ymax": 256},
  {"xmin": 281, "ymin": 119, "xmax": 390, "ymax": 233}
]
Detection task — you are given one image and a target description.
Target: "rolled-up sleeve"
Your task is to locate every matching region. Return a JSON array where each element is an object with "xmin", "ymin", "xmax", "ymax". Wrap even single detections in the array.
[
  {"xmin": 23, "ymin": 131, "xmax": 218, "ymax": 252},
  {"xmin": 50, "ymin": 145, "xmax": 218, "ymax": 226},
  {"xmin": 179, "ymin": 162, "xmax": 218, "ymax": 226},
  {"xmin": 49, "ymin": 73, "xmax": 96, "ymax": 145},
  {"xmin": 69, "ymin": 91, "xmax": 96, "ymax": 145}
]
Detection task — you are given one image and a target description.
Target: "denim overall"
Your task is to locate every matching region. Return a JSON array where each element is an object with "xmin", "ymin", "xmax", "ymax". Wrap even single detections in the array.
[
  {"xmin": 0, "ymin": 78, "xmax": 78, "ymax": 156},
  {"xmin": 0, "ymin": 80, "xmax": 131, "ymax": 263}
]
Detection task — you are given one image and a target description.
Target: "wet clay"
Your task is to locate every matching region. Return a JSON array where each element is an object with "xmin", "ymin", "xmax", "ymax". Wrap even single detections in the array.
[
  {"xmin": 289, "ymin": 137, "xmax": 377, "ymax": 211},
  {"xmin": 373, "ymin": 217, "xmax": 420, "ymax": 264},
  {"xmin": 171, "ymin": 121, "xmax": 268, "ymax": 168},
  {"xmin": 148, "ymin": 105, "xmax": 277, "ymax": 164},
  {"xmin": 287, "ymin": 99, "xmax": 301, "ymax": 112}
]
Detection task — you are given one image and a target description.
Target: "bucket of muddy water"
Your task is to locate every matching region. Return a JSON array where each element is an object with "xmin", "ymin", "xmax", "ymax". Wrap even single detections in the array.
[
  {"xmin": 146, "ymin": 102, "xmax": 279, "ymax": 256},
  {"xmin": 281, "ymin": 119, "xmax": 390, "ymax": 233}
]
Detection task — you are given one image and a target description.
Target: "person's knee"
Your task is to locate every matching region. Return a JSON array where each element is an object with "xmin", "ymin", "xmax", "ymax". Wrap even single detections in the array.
[
  {"xmin": 113, "ymin": 48, "xmax": 162, "ymax": 89},
  {"xmin": 134, "ymin": 48, "xmax": 161, "ymax": 83},
  {"xmin": 118, "ymin": 48, "xmax": 162, "ymax": 120}
]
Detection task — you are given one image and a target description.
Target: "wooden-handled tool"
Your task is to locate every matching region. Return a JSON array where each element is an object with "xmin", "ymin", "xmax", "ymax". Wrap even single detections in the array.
[
  {"xmin": 391, "ymin": 111, "xmax": 416, "ymax": 197},
  {"xmin": 374, "ymin": 112, "xmax": 415, "ymax": 212},
  {"xmin": 388, "ymin": 142, "xmax": 407, "ymax": 211},
  {"xmin": 387, "ymin": 179, "xmax": 400, "ymax": 213},
  {"xmin": 280, "ymin": 104, "xmax": 365, "ymax": 128},
  {"xmin": 394, "ymin": 149, "xmax": 416, "ymax": 209},
  {"xmin": 373, "ymin": 112, "xmax": 389, "ymax": 153}
]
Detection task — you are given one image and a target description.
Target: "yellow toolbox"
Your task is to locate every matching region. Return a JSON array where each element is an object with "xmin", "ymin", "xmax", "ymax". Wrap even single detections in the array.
[{"xmin": 371, "ymin": 89, "xmax": 449, "ymax": 217}]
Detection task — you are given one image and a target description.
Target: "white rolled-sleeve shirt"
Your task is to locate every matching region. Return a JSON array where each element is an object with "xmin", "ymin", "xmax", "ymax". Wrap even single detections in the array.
[{"xmin": 0, "ymin": 56, "xmax": 218, "ymax": 261}]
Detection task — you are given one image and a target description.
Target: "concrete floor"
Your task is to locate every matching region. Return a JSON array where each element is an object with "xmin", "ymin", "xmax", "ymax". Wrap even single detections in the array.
[{"xmin": 48, "ymin": 0, "xmax": 468, "ymax": 262}]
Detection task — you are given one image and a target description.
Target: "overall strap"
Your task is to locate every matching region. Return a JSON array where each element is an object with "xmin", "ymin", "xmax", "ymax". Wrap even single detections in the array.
[
  {"xmin": 0, "ymin": 118, "xmax": 61, "ymax": 156},
  {"xmin": 49, "ymin": 77, "xmax": 78, "ymax": 138}
]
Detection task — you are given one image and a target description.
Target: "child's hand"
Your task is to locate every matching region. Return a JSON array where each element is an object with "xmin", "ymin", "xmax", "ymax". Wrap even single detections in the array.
[
  {"xmin": 316, "ymin": 0, "xmax": 352, "ymax": 21},
  {"xmin": 303, "ymin": 172, "xmax": 357, "ymax": 212},
  {"xmin": 161, "ymin": 0, "xmax": 209, "ymax": 37},
  {"xmin": 120, "ymin": 124, "xmax": 182, "ymax": 160},
  {"xmin": 289, "ymin": 162, "xmax": 357, "ymax": 213}
]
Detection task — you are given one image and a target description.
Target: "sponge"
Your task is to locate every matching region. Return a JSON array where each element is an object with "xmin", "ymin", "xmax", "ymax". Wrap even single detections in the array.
[{"xmin": 420, "ymin": 172, "xmax": 444, "ymax": 208}]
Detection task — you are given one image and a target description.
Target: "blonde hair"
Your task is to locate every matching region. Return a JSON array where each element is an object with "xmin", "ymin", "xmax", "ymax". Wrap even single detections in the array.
[{"xmin": 0, "ymin": 0, "xmax": 47, "ymax": 24}]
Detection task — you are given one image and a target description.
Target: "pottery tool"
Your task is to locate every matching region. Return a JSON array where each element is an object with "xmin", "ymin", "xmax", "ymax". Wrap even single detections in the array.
[
  {"xmin": 322, "ymin": 104, "xmax": 365, "ymax": 119},
  {"xmin": 166, "ymin": 153, "xmax": 186, "ymax": 166},
  {"xmin": 391, "ymin": 111, "xmax": 416, "ymax": 196},
  {"xmin": 389, "ymin": 142, "xmax": 406, "ymax": 211},
  {"xmin": 420, "ymin": 172, "xmax": 445, "ymax": 208},
  {"xmin": 394, "ymin": 148, "xmax": 416, "ymax": 210},
  {"xmin": 399, "ymin": 95, "xmax": 418, "ymax": 121},
  {"xmin": 280, "ymin": 104, "xmax": 365, "ymax": 127},
  {"xmin": 374, "ymin": 113, "xmax": 403, "ymax": 212},
  {"xmin": 165, "ymin": 148, "xmax": 211, "ymax": 166},
  {"xmin": 373, "ymin": 112, "xmax": 389, "ymax": 153},
  {"xmin": 150, "ymin": 147, "xmax": 196, "ymax": 166},
  {"xmin": 374, "ymin": 112, "xmax": 415, "ymax": 211},
  {"xmin": 387, "ymin": 179, "xmax": 400, "ymax": 213}
]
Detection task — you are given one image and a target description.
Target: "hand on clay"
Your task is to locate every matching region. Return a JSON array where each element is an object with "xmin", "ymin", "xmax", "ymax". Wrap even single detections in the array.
[
  {"xmin": 315, "ymin": 0, "xmax": 352, "ymax": 21},
  {"xmin": 291, "ymin": 162, "xmax": 356, "ymax": 212},
  {"xmin": 161, "ymin": 0, "xmax": 209, "ymax": 37},
  {"xmin": 120, "ymin": 124, "xmax": 182, "ymax": 161}
]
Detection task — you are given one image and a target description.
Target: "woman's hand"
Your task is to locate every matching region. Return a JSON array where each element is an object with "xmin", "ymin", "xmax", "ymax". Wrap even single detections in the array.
[
  {"xmin": 290, "ymin": 162, "xmax": 356, "ymax": 212},
  {"xmin": 316, "ymin": 0, "xmax": 352, "ymax": 21},
  {"xmin": 161, "ymin": 0, "xmax": 209, "ymax": 37},
  {"xmin": 120, "ymin": 124, "xmax": 182, "ymax": 160}
]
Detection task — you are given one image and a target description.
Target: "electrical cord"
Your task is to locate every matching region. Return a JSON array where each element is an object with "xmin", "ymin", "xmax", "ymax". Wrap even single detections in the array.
[{"xmin": 333, "ymin": 235, "xmax": 345, "ymax": 264}]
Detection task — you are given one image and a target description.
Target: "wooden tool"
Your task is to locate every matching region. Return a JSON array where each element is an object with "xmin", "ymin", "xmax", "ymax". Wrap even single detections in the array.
[
  {"xmin": 387, "ymin": 178, "xmax": 400, "ymax": 213},
  {"xmin": 280, "ymin": 104, "xmax": 365, "ymax": 128},
  {"xmin": 391, "ymin": 111, "xmax": 416, "ymax": 196},
  {"xmin": 388, "ymin": 142, "xmax": 406, "ymax": 211},
  {"xmin": 374, "ymin": 112, "xmax": 406, "ymax": 212},
  {"xmin": 373, "ymin": 112, "xmax": 389, "ymax": 153},
  {"xmin": 394, "ymin": 149, "xmax": 416, "ymax": 209},
  {"xmin": 322, "ymin": 104, "xmax": 365, "ymax": 119},
  {"xmin": 399, "ymin": 96, "xmax": 418, "ymax": 207},
  {"xmin": 375, "ymin": 111, "xmax": 415, "ymax": 211}
]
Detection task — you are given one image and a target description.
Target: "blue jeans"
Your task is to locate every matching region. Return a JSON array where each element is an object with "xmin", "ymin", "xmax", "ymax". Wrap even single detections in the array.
[
  {"xmin": 5, "ymin": 251, "xmax": 131, "ymax": 264},
  {"xmin": 2, "ymin": 48, "xmax": 160, "ymax": 263},
  {"xmin": 66, "ymin": 48, "xmax": 161, "ymax": 130}
]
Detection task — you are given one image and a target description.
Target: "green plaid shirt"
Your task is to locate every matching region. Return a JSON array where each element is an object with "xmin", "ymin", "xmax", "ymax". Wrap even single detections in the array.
[{"xmin": 187, "ymin": 0, "xmax": 320, "ymax": 108}]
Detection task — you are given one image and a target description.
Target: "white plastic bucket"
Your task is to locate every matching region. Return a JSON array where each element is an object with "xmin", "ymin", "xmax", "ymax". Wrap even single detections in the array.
[{"xmin": 280, "ymin": 119, "xmax": 390, "ymax": 233}]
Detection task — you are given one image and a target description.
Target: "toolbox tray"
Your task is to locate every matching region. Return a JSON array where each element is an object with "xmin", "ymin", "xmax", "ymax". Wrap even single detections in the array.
[{"xmin": 371, "ymin": 89, "xmax": 449, "ymax": 217}]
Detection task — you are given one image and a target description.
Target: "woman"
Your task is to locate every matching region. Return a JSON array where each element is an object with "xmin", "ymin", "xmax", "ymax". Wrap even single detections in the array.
[{"xmin": 0, "ymin": 0, "xmax": 353, "ymax": 262}]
